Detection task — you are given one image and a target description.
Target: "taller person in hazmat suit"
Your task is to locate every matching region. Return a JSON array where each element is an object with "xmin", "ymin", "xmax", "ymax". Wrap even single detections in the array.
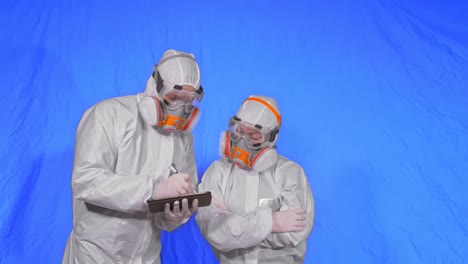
[
  {"xmin": 196, "ymin": 95, "xmax": 314, "ymax": 263},
  {"xmin": 62, "ymin": 49, "xmax": 204, "ymax": 264}
]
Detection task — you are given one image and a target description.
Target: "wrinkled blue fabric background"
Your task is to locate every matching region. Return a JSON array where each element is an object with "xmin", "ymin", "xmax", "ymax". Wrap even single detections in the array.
[{"xmin": 1, "ymin": 0, "xmax": 467, "ymax": 263}]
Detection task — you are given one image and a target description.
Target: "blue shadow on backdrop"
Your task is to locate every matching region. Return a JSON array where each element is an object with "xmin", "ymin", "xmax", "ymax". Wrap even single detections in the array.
[{"xmin": 1, "ymin": 0, "xmax": 467, "ymax": 263}]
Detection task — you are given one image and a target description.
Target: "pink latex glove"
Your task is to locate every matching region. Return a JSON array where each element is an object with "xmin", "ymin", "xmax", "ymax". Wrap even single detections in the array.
[
  {"xmin": 153, "ymin": 173, "xmax": 194, "ymax": 199},
  {"xmin": 163, "ymin": 198, "xmax": 199, "ymax": 221},
  {"xmin": 272, "ymin": 208, "xmax": 307, "ymax": 233}
]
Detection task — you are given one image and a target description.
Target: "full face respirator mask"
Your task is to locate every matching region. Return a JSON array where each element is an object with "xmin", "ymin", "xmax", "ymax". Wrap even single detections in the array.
[
  {"xmin": 138, "ymin": 53, "xmax": 204, "ymax": 133},
  {"xmin": 219, "ymin": 96, "xmax": 282, "ymax": 172}
]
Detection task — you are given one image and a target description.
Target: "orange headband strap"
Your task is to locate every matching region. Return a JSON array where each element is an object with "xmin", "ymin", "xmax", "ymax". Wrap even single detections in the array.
[{"xmin": 244, "ymin": 97, "xmax": 281, "ymax": 124}]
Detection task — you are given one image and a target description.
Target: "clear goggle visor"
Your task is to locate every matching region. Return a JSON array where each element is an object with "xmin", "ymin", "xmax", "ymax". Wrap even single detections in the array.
[
  {"xmin": 228, "ymin": 118, "xmax": 271, "ymax": 149},
  {"xmin": 162, "ymin": 85, "xmax": 203, "ymax": 111}
]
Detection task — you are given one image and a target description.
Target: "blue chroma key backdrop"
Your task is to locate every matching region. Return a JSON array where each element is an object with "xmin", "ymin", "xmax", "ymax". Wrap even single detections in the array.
[{"xmin": 1, "ymin": 0, "xmax": 467, "ymax": 263}]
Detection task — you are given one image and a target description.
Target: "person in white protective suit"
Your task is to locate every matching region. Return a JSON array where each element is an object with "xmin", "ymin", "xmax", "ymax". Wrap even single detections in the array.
[
  {"xmin": 62, "ymin": 49, "xmax": 205, "ymax": 264},
  {"xmin": 196, "ymin": 95, "xmax": 315, "ymax": 264}
]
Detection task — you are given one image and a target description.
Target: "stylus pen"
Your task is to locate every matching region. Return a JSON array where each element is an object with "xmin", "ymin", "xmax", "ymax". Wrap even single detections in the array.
[{"xmin": 169, "ymin": 163, "xmax": 178, "ymax": 174}]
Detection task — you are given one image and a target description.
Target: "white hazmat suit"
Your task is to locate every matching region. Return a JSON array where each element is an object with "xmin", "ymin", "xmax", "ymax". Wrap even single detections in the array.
[
  {"xmin": 196, "ymin": 96, "xmax": 314, "ymax": 264},
  {"xmin": 62, "ymin": 50, "xmax": 201, "ymax": 264}
]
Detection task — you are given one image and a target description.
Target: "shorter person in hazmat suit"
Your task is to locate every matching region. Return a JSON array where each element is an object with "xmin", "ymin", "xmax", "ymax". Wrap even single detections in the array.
[{"xmin": 196, "ymin": 95, "xmax": 315, "ymax": 263}]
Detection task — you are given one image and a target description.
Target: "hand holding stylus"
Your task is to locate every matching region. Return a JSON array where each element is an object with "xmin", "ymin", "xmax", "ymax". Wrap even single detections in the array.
[
  {"xmin": 169, "ymin": 163, "xmax": 196, "ymax": 194},
  {"xmin": 152, "ymin": 164, "xmax": 193, "ymax": 199}
]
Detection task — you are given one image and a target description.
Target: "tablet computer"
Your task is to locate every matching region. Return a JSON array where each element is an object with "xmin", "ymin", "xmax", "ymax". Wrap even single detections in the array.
[{"xmin": 147, "ymin": 191, "xmax": 212, "ymax": 213}]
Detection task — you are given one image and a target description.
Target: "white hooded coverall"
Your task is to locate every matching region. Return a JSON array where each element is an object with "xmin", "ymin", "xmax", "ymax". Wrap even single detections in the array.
[
  {"xmin": 196, "ymin": 95, "xmax": 314, "ymax": 263},
  {"xmin": 63, "ymin": 49, "xmax": 200, "ymax": 264}
]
